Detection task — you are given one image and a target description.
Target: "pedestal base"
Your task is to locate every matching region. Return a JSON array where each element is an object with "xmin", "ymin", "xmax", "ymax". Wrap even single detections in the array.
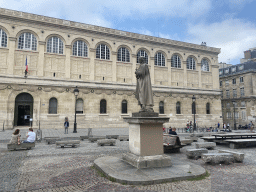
[{"xmin": 122, "ymin": 152, "xmax": 172, "ymax": 169}]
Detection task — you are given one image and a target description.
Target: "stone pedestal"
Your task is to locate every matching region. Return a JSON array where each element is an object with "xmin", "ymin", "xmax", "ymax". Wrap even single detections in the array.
[{"xmin": 123, "ymin": 116, "xmax": 171, "ymax": 168}]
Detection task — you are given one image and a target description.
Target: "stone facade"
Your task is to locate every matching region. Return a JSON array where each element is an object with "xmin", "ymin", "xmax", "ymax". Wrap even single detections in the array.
[
  {"xmin": 0, "ymin": 8, "xmax": 222, "ymax": 129},
  {"xmin": 219, "ymin": 61, "xmax": 256, "ymax": 128}
]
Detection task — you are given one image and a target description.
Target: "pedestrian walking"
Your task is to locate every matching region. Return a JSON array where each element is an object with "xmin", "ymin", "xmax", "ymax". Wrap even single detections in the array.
[
  {"xmin": 64, "ymin": 117, "xmax": 69, "ymax": 134},
  {"xmin": 250, "ymin": 121, "xmax": 254, "ymax": 132}
]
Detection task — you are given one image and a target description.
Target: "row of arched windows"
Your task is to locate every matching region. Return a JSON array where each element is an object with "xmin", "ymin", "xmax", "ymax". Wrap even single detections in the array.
[
  {"xmin": 0, "ymin": 28, "xmax": 210, "ymax": 71},
  {"xmin": 48, "ymin": 97, "xmax": 211, "ymax": 115}
]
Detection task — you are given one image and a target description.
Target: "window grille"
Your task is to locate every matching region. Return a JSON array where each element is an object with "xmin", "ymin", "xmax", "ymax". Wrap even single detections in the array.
[
  {"xmin": 171, "ymin": 55, "xmax": 181, "ymax": 68},
  {"xmin": 100, "ymin": 99, "xmax": 107, "ymax": 114},
  {"xmin": 49, "ymin": 98, "xmax": 57, "ymax": 114},
  {"xmin": 159, "ymin": 101, "xmax": 164, "ymax": 114},
  {"xmin": 220, "ymin": 81, "xmax": 222, "ymax": 87},
  {"xmin": 137, "ymin": 50, "xmax": 148, "ymax": 64},
  {"xmin": 96, "ymin": 44, "xmax": 110, "ymax": 60},
  {"xmin": 118, "ymin": 47, "xmax": 130, "ymax": 62},
  {"xmin": 225, "ymin": 80, "xmax": 229, "ymax": 86},
  {"xmin": 235, "ymin": 112, "xmax": 239, "ymax": 119},
  {"xmin": 240, "ymin": 87, "xmax": 244, "ymax": 96},
  {"xmin": 76, "ymin": 98, "xmax": 83, "ymax": 114},
  {"xmin": 121, "ymin": 100, "xmax": 127, "ymax": 114},
  {"xmin": 232, "ymin": 78, "xmax": 236, "ymax": 84},
  {"xmin": 201, "ymin": 59, "xmax": 209, "ymax": 71},
  {"xmin": 226, "ymin": 90, "xmax": 230, "ymax": 98},
  {"xmin": 73, "ymin": 40, "xmax": 88, "ymax": 57},
  {"xmin": 155, "ymin": 52, "xmax": 165, "ymax": 66},
  {"xmin": 187, "ymin": 57, "xmax": 196, "ymax": 70},
  {"xmin": 240, "ymin": 76, "xmax": 244, "ymax": 83},
  {"xmin": 242, "ymin": 111, "xmax": 246, "ymax": 120},
  {"xmin": 0, "ymin": 28, "xmax": 7, "ymax": 47},
  {"xmin": 47, "ymin": 36, "xmax": 63, "ymax": 54},
  {"xmin": 241, "ymin": 101, "xmax": 246, "ymax": 107},
  {"xmin": 227, "ymin": 112, "xmax": 231, "ymax": 119},
  {"xmin": 176, "ymin": 102, "xmax": 181, "ymax": 114},
  {"xmin": 233, "ymin": 89, "xmax": 237, "ymax": 98},
  {"xmin": 206, "ymin": 103, "xmax": 210, "ymax": 114},
  {"xmin": 18, "ymin": 32, "xmax": 37, "ymax": 51}
]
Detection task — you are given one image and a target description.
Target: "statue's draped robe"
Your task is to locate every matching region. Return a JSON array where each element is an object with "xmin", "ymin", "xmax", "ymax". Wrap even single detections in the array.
[{"xmin": 135, "ymin": 64, "xmax": 154, "ymax": 107}]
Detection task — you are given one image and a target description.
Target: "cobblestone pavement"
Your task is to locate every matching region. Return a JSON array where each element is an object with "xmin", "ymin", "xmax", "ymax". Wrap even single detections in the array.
[{"xmin": 1, "ymin": 131, "xmax": 256, "ymax": 191}]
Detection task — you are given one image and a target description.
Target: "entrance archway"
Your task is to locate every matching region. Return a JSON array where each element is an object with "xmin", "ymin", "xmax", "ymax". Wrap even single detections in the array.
[{"xmin": 14, "ymin": 93, "xmax": 33, "ymax": 126}]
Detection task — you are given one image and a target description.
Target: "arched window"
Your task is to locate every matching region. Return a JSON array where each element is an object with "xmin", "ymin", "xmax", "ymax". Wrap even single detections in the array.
[
  {"xmin": 187, "ymin": 57, "xmax": 196, "ymax": 70},
  {"xmin": 159, "ymin": 101, "xmax": 164, "ymax": 114},
  {"xmin": 73, "ymin": 40, "xmax": 88, "ymax": 57},
  {"xmin": 47, "ymin": 36, "xmax": 64, "ymax": 54},
  {"xmin": 206, "ymin": 102, "xmax": 210, "ymax": 114},
  {"xmin": 176, "ymin": 102, "xmax": 181, "ymax": 114},
  {"xmin": 201, "ymin": 59, "xmax": 209, "ymax": 71},
  {"xmin": 121, "ymin": 100, "xmax": 127, "ymax": 114},
  {"xmin": 171, "ymin": 55, "xmax": 181, "ymax": 68},
  {"xmin": 137, "ymin": 50, "xmax": 148, "ymax": 64},
  {"xmin": 96, "ymin": 44, "xmax": 110, "ymax": 60},
  {"xmin": 192, "ymin": 102, "xmax": 196, "ymax": 114},
  {"xmin": 100, "ymin": 99, "xmax": 107, "ymax": 114},
  {"xmin": 18, "ymin": 32, "xmax": 37, "ymax": 51},
  {"xmin": 0, "ymin": 28, "xmax": 7, "ymax": 47},
  {"xmin": 118, "ymin": 47, "xmax": 130, "ymax": 62},
  {"xmin": 155, "ymin": 52, "xmax": 165, "ymax": 66},
  {"xmin": 76, "ymin": 98, "xmax": 83, "ymax": 114},
  {"xmin": 49, "ymin": 97, "xmax": 57, "ymax": 114}
]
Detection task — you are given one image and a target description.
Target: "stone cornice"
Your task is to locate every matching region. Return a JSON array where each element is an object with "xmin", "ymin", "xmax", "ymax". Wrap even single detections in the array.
[
  {"xmin": 0, "ymin": 75, "xmax": 221, "ymax": 96},
  {"xmin": 0, "ymin": 8, "xmax": 221, "ymax": 55}
]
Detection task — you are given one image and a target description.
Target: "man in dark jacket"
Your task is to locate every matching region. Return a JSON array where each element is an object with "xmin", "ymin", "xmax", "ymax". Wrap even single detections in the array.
[
  {"xmin": 64, "ymin": 117, "xmax": 69, "ymax": 134},
  {"xmin": 169, "ymin": 127, "xmax": 177, "ymax": 135}
]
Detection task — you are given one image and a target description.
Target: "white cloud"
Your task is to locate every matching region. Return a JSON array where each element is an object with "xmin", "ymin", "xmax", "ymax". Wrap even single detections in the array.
[{"xmin": 186, "ymin": 18, "xmax": 256, "ymax": 64}]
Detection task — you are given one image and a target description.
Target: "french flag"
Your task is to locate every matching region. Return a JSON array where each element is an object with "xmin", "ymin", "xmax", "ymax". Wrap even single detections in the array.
[{"xmin": 25, "ymin": 56, "xmax": 28, "ymax": 72}]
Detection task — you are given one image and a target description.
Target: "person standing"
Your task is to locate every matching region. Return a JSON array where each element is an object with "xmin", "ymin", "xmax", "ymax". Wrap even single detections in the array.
[
  {"xmin": 64, "ymin": 117, "xmax": 69, "ymax": 134},
  {"xmin": 250, "ymin": 121, "xmax": 254, "ymax": 132}
]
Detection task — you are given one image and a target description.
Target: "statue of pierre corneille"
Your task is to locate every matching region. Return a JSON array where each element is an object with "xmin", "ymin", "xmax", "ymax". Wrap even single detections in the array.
[{"xmin": 135, "ymin": 57, "xmax": 154, "ymax": 112}]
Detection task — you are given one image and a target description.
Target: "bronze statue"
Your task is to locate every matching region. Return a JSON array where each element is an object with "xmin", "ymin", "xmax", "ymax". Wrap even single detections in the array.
[{"xmin": 135, "ymin": 57, "xmax": 154, "ymax": 112}]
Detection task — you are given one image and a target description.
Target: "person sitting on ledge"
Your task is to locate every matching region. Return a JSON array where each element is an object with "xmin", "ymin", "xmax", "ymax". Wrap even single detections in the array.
[
  {"xmin": 23, "ymin": 128, "xmax": 36, "ymax": 143},
  {"xmin": 169, "ymin": 127, "xmax": 177, "ymax": 135},
  {"xmin": 9, "ymin": 129, "xmax": 21, "ymax": 145}
]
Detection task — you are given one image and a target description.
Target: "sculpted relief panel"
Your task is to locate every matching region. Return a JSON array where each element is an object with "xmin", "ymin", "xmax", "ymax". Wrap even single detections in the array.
[
  {"xmin": 95, "ymin": 60, "xmax": 112, "ymax": 82},
  {"xmin": 0, "ymin": 49, "xmax": 8, "ymax": 74}
]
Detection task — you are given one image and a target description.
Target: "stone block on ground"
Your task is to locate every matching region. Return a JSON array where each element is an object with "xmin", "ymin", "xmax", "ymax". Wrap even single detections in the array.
[
  {"xmin": 55, "ymin": 140, "xmax": 80, "ymax": 148},
  {"xmin": 186, "ymin": 148, "xmax": 208, "ymax": 159},
  {"xmin": 195, "ymin": 142, "xmax": 216, "ymax": 150},
  {"xmin": 7, "ymin": 142, "xmax": 35, "ymax": 150},
  {"xmin": 218, "ymin": 150, "xmax": 244, "ymax": 162},
  {"xmin": 122, "ymin": 152, "xmax": 171, "ymax": 169},
  {"xmin": 185, "ymin": 136, "xmax": 198, "ymax": 142},
  {"xmin": 202, "ymin": 153, "xmax": 234, "ymax": 164},
  {"xmin": 118, "ymin": 135, "xmax": 129, "ymax": 141},
  {"xmin": 44, "ymin": 137, "xmax": 61, "ymax": 144},
  {"xmin": 181, "ymin": 139, "xmax": 193, "ymax": 145},
  {"xmin": 106, "ymin": 135, "xmax": 119, "ymax": 139},
  {"xmin": 97, "ymin": 139, "xmax": 116, "ymax": 146},
  {"xmin": 80, "ymin": 136, "xmax": 93, "ymax": 141},
  {"xmin": 88, "ymin": 136, "xmax": 106, "ymax": 143}
]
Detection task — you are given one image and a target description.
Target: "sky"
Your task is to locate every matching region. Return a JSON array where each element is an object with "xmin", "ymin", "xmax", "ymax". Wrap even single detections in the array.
[{"xmin": 1, "ymin": 0, "xmax": 256, "ymax": 65}]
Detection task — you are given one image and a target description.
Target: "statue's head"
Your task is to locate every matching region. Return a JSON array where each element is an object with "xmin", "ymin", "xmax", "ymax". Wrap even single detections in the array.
[{"xmin": 138, "ymin": 57, "xmax": 146, "ymax": 64}]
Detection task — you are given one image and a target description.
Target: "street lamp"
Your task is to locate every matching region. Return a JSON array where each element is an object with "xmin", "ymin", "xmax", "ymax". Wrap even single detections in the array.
[
  {"xmin": 232, "ymin": 99, "xmax": 237, "ymax": 130},
  {"xmin": 192, "ymin": 95, "xmax": 196, "ymax": 132},
  {"xmin": 73, "ymin": 86, "xmax": 79, "ymax": 133}
]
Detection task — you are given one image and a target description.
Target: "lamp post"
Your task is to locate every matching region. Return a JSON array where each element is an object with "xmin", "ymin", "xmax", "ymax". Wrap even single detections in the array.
[
  {"xmin": 73, "ymin": 86, "xmax": 79, "ymax": 133},
  {"xmin": 192, "ymin": 95, "xmax": 196, "ymax": 132},
  {"xmin": 232, "ymin": 100, "xmax": 236, "ymax": 130}
]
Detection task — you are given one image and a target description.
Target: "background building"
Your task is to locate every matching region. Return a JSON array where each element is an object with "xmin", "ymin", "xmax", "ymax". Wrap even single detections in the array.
[
  {"xmin": 0, "ymin": 8, "xmax": 222, "ymax": 129},
  {"xmin": 219, "ymin": 61, "xmax": 256, "ymax": 128},
  {"xmin": 240, "ymin": 48, "xmax": 256, "ymax": 64}
]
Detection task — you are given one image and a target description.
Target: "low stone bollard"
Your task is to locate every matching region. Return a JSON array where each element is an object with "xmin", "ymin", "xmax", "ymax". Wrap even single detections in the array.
[
  {"xmin": 118, "ymin": 135, "xmax": 129, "ymax": 141},
  {"xmin": 186, "ymin": 148, "xmax": 208, "ymax": 159},
  {"xmin": 97, "ymin": 139, "xmax": 116, "ymax": 146},
  {"xmin": 218, "ymin": 150, "xmax": 244, "ymax": 162},
  {"xmin": 202, "ymin": 153, "xmax": 234, "ymax": 164},
  {"xmin": 7, "ymin": 142, "xmax": 35, "ymax": 150},
  {"xmin": 106, "ymin": 135, "xmax": 119, "ymax": 139},
  {"xmin": 88, "ymin": 136, "xmax": 106, "ymax": 143},
  {"xmin": 56, "ymin": 140, "xmax": 80, "ymax": 148},
  {"xmin": 195, "ymin": 142, "xmax": 216, "ymax": 150},
  {"xmin": 181, "ymin": 139, "xmax": 193, "ymax": 145}
]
